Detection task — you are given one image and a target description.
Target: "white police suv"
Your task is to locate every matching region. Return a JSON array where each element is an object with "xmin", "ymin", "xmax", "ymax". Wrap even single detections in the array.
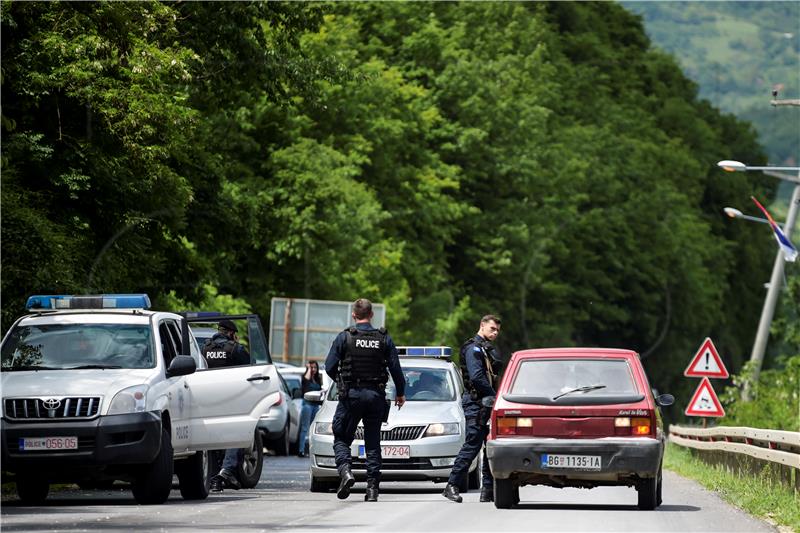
[
  {"xmin": 1, "ymin": 295, "xmax": 279, "ymax": 504},
  {"xmin": 306, "ymin": 346, "xmax": 480, "ymax": 492}
]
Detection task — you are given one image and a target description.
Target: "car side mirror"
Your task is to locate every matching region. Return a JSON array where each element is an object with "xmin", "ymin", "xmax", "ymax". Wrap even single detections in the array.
[
  {"xmin": 167, "ymin": 355, "xmax": 196, "ymax": 377},
  {"xmin": 304, "ymin": 390, "xmax": 325, "ymax": 403},
  {"xmin": 656, "ymin": 393, "xmax": 674, "ymax": 407},
  {"xmin": 481, "ymin": 395, "xmax": 496, "ymax": 408},
  {"xmin": 291, "ymin": 388, "xmax": 302, "ymax": 400}
]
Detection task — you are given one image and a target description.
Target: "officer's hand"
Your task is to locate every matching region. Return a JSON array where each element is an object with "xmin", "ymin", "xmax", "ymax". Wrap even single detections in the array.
[{"xmin": 395, "ymin": 395, "xmax": 406, "ymax": 408}]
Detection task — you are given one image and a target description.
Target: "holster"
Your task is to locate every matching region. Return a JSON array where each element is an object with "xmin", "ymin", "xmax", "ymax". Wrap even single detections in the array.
[
  {"xmin": 337, "ymin": 376, "xmax": 349, "ymax": 399},
  {"xmin": 382, "ymin": 399, "xmax": 391, "ymax": 423},
  {"xmin": 477, "ymin": 405, "xmax": 491, "ymax": 427}
]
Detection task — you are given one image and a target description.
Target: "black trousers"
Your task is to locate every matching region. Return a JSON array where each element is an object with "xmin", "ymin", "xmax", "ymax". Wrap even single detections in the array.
[
  {"xmin": 448, "ymin": 416, "xmax": 493, "ymax": 489},
  {"xmin": 332, "ymin": 387, "xmax": 385, "ymax": 483}
]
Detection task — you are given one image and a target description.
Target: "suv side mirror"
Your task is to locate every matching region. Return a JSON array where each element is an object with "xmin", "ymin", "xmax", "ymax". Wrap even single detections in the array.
[
  {"xmin": 304, "ymin": 390, "xmax": 325, "ymax": 404},
  {"xmin": 656, "ymin": 393, "xmax": 674, "ymax": 407},
  {"xmin": 167, "ymin": 355, "xmax": 197, "ymax": 378}
]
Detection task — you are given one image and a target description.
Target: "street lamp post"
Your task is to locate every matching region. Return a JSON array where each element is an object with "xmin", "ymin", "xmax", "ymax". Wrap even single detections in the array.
[{"xmin": 718, "ymin": 160, "xmax": 800, "ymax": 400}]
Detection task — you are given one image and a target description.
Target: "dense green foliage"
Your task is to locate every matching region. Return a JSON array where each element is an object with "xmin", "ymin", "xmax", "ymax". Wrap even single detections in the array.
[
  {"xmin": 623, "ymin": 1, "xmax": 800, "ymax": 168},
  {"xmin": 1, "ymin": 2, "xmax": 785, "ymax": 415}
]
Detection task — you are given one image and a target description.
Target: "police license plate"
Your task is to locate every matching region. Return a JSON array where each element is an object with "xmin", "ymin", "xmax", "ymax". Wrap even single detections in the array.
[
  {"xmin": 358, "ymin": 445, "xmax": 410, "ymax": 459},
  {"xmin": 20, "ymin": 436, "xmax": 78, "ymax": 451},
  {"xmin": 541, "ymin": 453, "xmax": 601, "ymax": 470}
]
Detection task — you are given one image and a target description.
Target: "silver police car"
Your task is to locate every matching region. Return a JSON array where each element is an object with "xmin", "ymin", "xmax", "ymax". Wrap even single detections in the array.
[{"xmin": 306, "ymin": 347, "xmax": 480, "ymax": 492}]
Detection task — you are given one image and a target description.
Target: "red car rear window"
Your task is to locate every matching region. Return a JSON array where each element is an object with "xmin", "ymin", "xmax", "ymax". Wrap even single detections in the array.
[{"xmin": 508, "ymin": 358, "xmax": 639, "ymax": 403}]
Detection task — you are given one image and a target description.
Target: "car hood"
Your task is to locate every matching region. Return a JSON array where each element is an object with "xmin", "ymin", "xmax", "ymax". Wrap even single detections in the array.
[
  {"xmin": 316, "ymin": 400, "xmax": 462, "ymax": 426},
  {"xmin": 1, "ymin": 369, "xmax": 155, "ymax": 398}
]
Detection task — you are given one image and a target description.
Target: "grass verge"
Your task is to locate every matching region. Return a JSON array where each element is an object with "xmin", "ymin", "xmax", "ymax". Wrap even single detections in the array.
[{"xmin": 664, "ymin": 442, "xmax": 799, "ymax": 531}]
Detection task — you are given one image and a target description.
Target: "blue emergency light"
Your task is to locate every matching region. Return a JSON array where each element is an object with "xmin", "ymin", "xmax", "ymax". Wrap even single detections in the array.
[
  {"xmin": 397, "ymin": 346, "xmax": 452, "ymax": 358},
  {"xmin": 26, "ymin": 294, "xmax": 152, "ymax": 311}
]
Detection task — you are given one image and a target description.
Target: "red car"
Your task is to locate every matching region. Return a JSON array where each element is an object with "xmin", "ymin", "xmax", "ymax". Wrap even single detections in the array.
[{"xmin": 486, "ymin": 348, "xmax": 673, "ymax": 510}]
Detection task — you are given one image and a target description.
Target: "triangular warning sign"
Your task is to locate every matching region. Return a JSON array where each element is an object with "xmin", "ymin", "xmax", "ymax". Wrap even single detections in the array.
[
  {"xmin": 684, "ymin": 337, "xmax": 729, "ymax": 378},
  {"xmin": 685, "ymin": 377, "xmax": 725, "ymax": 417}
]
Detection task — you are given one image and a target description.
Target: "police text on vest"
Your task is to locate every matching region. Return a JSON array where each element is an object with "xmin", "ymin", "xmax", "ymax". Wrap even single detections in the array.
[{"xmin": 355, "ymin": 339, "xmax": 380, "ymax": 349}]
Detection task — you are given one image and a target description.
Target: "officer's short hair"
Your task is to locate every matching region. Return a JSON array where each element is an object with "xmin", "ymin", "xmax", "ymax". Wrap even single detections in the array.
[
  {"xmin": 352, "ymin": 298, "xmax": 373, "ymax": 320},
  {"xmin": 481, "ymin": 314, "xmax": 501, "ymax": 326}
]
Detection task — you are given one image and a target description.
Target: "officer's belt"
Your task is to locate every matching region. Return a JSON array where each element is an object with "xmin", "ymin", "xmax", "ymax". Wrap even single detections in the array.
[{"xmin": 344, "ymin": 379, "xmax": 385, "ymax": 390}]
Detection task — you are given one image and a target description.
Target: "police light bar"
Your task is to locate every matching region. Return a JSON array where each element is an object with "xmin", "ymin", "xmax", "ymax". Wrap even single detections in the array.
[
  {"xmin": 26, "ymin": 294, "xmax": 152, "ymax": 311},
  {"xmin": 397, "ymin": 346, "xmax": 452, "ymax": 358}
]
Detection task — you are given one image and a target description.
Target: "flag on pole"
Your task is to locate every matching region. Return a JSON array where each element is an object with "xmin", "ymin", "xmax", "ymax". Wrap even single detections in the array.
[{"xmin": 751, "ymin": 196, "xmax": 798, "ymax": 262}]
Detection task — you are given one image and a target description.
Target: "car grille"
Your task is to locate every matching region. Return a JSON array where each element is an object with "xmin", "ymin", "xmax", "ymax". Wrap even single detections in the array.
[
  {"xmin": 354, "ymin": 425, "xmax": 425, "ymax": 441},
  {"xmin": 4, "ymin": 397, "xmax": 101, "ymax": 420},
  {"xmin": 5, "ymin": 435, "xmax": 96, "ymax": 453},
  {"xmin": 352, "ymin": 457, "xmax": 432, "ymax": 470}
]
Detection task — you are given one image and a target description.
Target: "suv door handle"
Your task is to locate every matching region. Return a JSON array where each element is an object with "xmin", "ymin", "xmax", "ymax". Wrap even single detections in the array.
[{"xmin": 247, "ymin": 374, "xmax": 270, "ymax": 382}]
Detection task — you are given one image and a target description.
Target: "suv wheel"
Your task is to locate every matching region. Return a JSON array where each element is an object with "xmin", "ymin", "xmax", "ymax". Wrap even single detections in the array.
[
  {"xmin": 177, "ymin": 450, "xmax": 212, "ymax": 500},
  {"xmin": 17, "ymin": 477, "xmax": 49, "ymax": 505},
  {"xmin": 131, "ymin": 427, "xmax": 174, "ymax": 504},
  {"xmin": 637, "ymin": 476, "xmax": 658, "ymax": 510},
  {"xmin": 493, "ymin": 478, "xmax": 517, "ymax": 509},
  {"xmin": 238, "ymin": 429, "xmax": 264, "ymax": 488}
]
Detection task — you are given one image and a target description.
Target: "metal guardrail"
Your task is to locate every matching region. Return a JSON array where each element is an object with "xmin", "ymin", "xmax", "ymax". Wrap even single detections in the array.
[{"xmin": 669, "ymin": 424, "xmax": 800, "ymax": 492}]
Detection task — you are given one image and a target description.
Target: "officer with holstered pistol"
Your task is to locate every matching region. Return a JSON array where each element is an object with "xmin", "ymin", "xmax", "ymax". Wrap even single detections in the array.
[
  {"xmin": 442, "ymin": 314, "xmax": 503, "ymax": 503},
  {"xmin": 325, "ymin": 298, "xmax": 406, "ymax": 502}
]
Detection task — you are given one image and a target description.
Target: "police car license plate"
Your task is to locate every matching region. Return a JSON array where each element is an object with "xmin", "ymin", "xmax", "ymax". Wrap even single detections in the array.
[
  {"xmin": 20, "ymin": 436, "xmax": 78, "ymax": 451},
  {"xmin": 541, "ymin": 454, "xmax": 601, "ymax": 470},
  {"xmin": 358, "ymin": 445, "xmax": 410, "ymax": 459}
]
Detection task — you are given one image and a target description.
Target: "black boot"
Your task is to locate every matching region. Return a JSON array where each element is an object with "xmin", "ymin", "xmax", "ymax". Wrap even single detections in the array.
[
  {"xmin": 337, "ymin": 466, "xmax": 355, "ymax": 500},
  {"xmin": 479, "ymin": 487, "xmax": 494, "ymax": 502},
  {"xmin": 365, "ymin": 479, "xmax": 379, "ymax": 502},
  {"xmin": 442, "ymin": 483, "xmax": 462, "ymax": 503}
]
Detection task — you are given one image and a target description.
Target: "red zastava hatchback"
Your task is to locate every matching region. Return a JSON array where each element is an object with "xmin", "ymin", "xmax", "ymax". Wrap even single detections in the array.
[{"xmin": 486, "ymin": 348, "xmax": 674, "ymax": 510}]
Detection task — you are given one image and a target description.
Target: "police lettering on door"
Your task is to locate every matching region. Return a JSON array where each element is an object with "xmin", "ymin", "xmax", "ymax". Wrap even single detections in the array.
[{"xmin": 355, "ymin": 339, "xmax": 380, "ymax": 349}]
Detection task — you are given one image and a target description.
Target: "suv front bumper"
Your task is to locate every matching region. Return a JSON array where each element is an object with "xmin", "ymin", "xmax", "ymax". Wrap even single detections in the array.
[
  {"xmin": 1, "ymin": 411, "xmax": 162, "ymax": 473},
  {"xmin": 486, "ymin": 436, "xmax": 663, "ymax": 479}
]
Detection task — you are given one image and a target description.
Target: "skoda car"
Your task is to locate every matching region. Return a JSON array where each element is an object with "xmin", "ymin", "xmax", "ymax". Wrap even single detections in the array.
[
  {"xmin": 306, "ymin": 347, "xmax": 480, "ymax": 492},
  {"xmin": 486, "ymin": 348, "xmax": 674, "ymax": 510}
]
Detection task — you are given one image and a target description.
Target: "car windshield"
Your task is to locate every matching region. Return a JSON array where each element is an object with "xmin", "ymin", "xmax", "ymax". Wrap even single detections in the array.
[
  {"xmin": 326, "ymin": 366, "xmax": 456, "ymax": 402},
  {"xmin": 511, "ymin": 359, "xmax": 638, "ymax": 398},
  {"xmin": 1, "ymin": 323, "xmax": 154, "ymax": 370}
]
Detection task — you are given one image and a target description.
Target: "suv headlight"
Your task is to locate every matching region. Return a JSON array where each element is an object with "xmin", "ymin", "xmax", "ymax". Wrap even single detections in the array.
[
  {"xmin": 423, "ymin": 422, "xmax": 460, "ymax": 437},
  {"xmin": 314, "ymin": 422, "xmax": 333, "ymax": 435},
  {"xmin": 108, "ymin": 385, "xmax": 149, "ymax": 415}
]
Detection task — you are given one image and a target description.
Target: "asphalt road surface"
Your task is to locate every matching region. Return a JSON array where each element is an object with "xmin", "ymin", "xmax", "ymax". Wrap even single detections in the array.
[{"xmin": 1, "ymin": 456, "xmax": 777, "ymax": 532}]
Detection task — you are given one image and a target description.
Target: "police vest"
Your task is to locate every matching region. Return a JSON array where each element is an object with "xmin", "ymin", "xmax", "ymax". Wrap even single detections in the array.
[
  {"xmin": 203, "ymin": 338, "xmax": 239, "ymax": 368},
  {"xmin": 339, "ymin": 327, "xmax": 388, "ymax": 386},
  {"xmin": 460, "ymin": 337, "xmax": 495, "ymax": 396}
]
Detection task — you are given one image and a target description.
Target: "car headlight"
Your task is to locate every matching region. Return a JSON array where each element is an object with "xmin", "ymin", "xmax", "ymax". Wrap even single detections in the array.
[
  {"xmin": 423, "ymin": 422, "xmax": 460, "ymax": 437},
  {"xmin": 107, "ymin": 385, "xmax": 149, "ymax": 415},
  {"xmin": 314, "ymin": 422, "xmax": 333, "ymax": 435}
]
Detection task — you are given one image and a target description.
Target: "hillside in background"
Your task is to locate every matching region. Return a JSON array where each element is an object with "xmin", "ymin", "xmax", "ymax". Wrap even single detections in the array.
[{"xmin": 623, "ymin": 1, "xmax": 799, "ymax": 201}]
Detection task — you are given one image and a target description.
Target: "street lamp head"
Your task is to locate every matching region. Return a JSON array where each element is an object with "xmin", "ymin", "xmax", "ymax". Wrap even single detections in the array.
[
  {"xmin": 718, "ymin": 160, "xmax": 746, "ymax": 172},
  {"xmin": 723, "ymin": 207, "xmax": 743, "ymax": 218}
]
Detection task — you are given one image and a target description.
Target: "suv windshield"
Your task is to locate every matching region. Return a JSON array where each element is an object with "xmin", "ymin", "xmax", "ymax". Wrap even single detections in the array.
[
  {"xmin": 511, "ymin": 359, "xmax": 638, "ymax": 398},
  {"xmin": 327, "ymin": 366, "xmax": 456, "ymax": 401},
  {"xmin": 1, "ymin": 324, "xmax": 154, "ymax": 370}
]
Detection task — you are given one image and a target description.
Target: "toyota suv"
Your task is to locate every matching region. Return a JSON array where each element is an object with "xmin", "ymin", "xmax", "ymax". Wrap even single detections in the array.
[
  {"xmin": 1, "ymin": 295, "xmax": 279, "ymax": 504},
  {"xmin": 486, "ymin": 348, "xmax": 673, "ymax": 509}
]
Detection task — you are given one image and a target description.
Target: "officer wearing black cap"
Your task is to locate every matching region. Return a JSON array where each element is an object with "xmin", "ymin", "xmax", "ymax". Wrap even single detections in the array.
[
  {"xmin": 325, "ymin": 298, "xmax": 406, "ymax": 502},
  {"xmin": 202, "ymin": 319, "xmax": 250, "ymax": 369},
  {"xmin": 203, "ymin": 319, "xmax": 251, "ymax": 492},
  {"xmin": 443, "ymin": 314, "xmax": 502, "ymax": 503}
]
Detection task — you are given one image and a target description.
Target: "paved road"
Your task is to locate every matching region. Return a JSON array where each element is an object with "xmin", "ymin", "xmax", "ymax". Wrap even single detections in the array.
[{"xmin": 1, "ymin": 456, "xmax": 777, "ymax": 532}]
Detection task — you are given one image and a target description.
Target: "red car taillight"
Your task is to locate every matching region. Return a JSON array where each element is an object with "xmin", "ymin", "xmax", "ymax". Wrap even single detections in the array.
[
  {"xmin": 496, "ymin": 416, "xmax": 534, "ymax": 436},
  {"xmin": 614, "ymin": 416, "xmax": 652, "ymax": 436}
]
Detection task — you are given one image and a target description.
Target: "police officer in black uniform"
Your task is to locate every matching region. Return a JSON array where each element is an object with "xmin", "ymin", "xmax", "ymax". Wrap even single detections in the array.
[
  {"xmin": 203, "ymin": 319, "xmax": 251, "ymax": 492},
  {"xmin": 443, "ymin": 314, "xmax": 502, "ymax": 503},
  {"xmin": 325, "ymin": 298, "xmax": 406, "ymax": 502}
]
